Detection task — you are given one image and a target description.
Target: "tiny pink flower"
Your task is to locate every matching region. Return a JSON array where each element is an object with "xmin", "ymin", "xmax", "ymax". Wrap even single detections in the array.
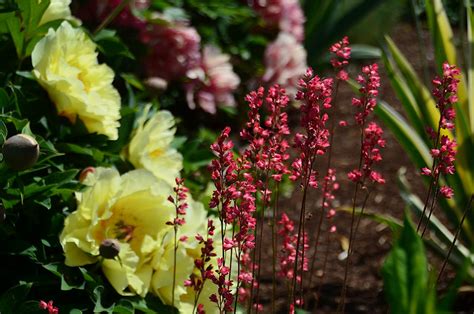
[{"xmin": 439, "ymin": 186, "xmax": 454, "ymax": 199}]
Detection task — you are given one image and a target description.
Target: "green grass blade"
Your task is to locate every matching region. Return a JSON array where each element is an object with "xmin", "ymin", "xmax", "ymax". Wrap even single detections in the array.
[
  {"xmin": 384, "ymin": 36, "xmax": 446, "ymax": 136},
  {"xmin": 375, "ymin": 101, "xmax": 432, "ymax": 168},
  {"xmin": 424, "ymin": 0, "xmax": 457, "ymax": 69},
  {"xmin": 381, "ymin": 48, "xmax": 429, "ymax": 143}
]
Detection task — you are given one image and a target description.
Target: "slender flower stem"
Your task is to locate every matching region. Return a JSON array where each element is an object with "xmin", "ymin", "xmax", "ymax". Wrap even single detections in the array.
[
  {"xmin": 339, "ymin": 127, "xmax": 365, "ymax": 313},
  {"xmin": 308, "ymin": 79, "xmax": 341, "ymax": 293},
  {"xmin": 94, "ymin": 0, "xmax": 131, "ymax": 35},
  {"xmin": 339, "ymin": 181, "xmax": 360, "ymax": 313},
  {"xmin": 417, "ymin": 117, "xmax": 442, "ymax": 232},
  {"xmin": 172, "ymin": 224, "xmax": 177, "ymax": 307},
  {"xmin": 437, "ymin": 195, "xmax": 474, "ymax": 283},
  {"xmin": 254, "ymin": 171, "xmax": 271, "ymax": 312},
  {"xmin": 271, "ymin": 183, "xmax": 280, "ymax": 313},
  {"xmin": 291, "ymin": 156, "xmax": 313, "ymax": 307},
  {"xmin": 314, "ymin": 229, "xmax": 332, "ymax": 311},
  {"xmin": 421, "ymin": 175, "xmax": 441, "ymax": 238}
]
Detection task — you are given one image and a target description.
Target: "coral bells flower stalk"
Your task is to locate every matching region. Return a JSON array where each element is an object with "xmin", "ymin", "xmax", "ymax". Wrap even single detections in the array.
[
  {"xmin": 167, "ymin": 178, "xmax": 188, "ymax": 308},
  {"xmin": 239, "ymin": 85, "xmax": 291, "ymax": 310},
  {"xmin": 340, "ymin": 63, "xmax": 383, "ymax": 312},
  {"xmin": 185, "ymin": 219, "xmax": 217, "ymax": 313},
  {"xmin": 329, "ymin": 36, "xmax": 351, "ymax": 81},
  {"xmin": 306, "ymin": 39, "xmax": 351, "ymax": 303},
  {"xmin": 418, "ymin": 62, "xmax": 459, "ymax": 236},
  {"xmin": 352, "ymin": 64, "xmax": 381, "ymax": 126},
  {"xmin": 278, "ymin": 213, "xmax": 308, "ymax": 303},
  {"xmin": 289, "ymin": 69, "xmax": 333, "ymax": 306}
]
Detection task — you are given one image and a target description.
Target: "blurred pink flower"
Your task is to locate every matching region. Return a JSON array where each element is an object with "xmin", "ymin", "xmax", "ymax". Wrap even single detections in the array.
[
  {"xmin": 262, "ymin": 33, "xmax": 307, "ymax": 96},
  {"xmin": 186, "ymin": 46, "xmax": 240, "ymax": 114},
  {"xmin": 77, "ymin": 0, "xmax": 150, "ymax": 30},
  {"xmin": 141, "ymin": 23, "xmax": 201, "ymax": 82},
  {"xmin": 251, "ymin": 0, "xmax": 305, "ymax": 42}
]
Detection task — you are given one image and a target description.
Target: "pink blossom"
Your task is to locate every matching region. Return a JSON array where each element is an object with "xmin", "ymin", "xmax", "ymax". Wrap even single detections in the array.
[
  {"xmin": 330, "ymin": 36, "xmax": 351, "ymax": 81},
  {"xmin": 141, "ymin": 22, "xmax": 201, "ymax": 82},
  {"xmin": 278, "ymin": 213, "xmax": 309, "ymax": 282},
  {"xmin": 186, "ymin": 45, "xmax": 240, "ymax": 114},
  {"xmin": 39, "ymin": 300, "xmax": 59, "ymax": 314},
  {"xmin": 263, "ymin": 33, "xmax": 307, "ymax": 96},
  {"xmin": 432, "ymin": 62, "xmax": 460, "ymax": 130},
  {"xmin": 291, "ymin": 68, "xmax": 333, "ymax": 187},
  {"xmin": 251, "ymin": 0, "xmax": 305, "ymax": 42},
  {"xmin": 348, "ymin": 122, "xmax": 386, "ymax": 185},
  {"xmin": 439, "ymin": 186, "xmax": 454, "ymax": 199},
  {"xmin": 352, "ymin": 64, "xmax": 381, "ymax": 125}
]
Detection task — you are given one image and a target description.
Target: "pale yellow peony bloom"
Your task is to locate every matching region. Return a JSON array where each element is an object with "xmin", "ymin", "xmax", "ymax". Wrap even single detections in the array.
[
  {"xmin": 40, "ymin": 0, "xmax": 73, "ymax": 25},
  {"xmin": 60, "ymin": 167, "xmax": 176, "ymax": 296},
  {"xmin": 32, "ymin": 21, "xmax": 121, "ymax": 140},
  {"xmin": 125, "ymin": 108, "xmax": 183, "ymax": 185}
]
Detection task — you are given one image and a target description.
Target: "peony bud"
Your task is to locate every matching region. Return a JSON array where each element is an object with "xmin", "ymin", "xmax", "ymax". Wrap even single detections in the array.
[
  {"xmin": 2, "ymin": 134, "xmax": 39, "ymax": 171},
  {"xmin": 99, "ymin": 239, "xmax": 120, "ymax": 259},
  {"xmin": 79, "ymin": 167, "xmax": 96, "ymax": 183}
]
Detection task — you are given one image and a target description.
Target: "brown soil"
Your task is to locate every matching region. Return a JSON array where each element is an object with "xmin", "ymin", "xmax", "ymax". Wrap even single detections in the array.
[{"xmin": 257, "ymin": 22, "xmax": 473, "ymax": 313}]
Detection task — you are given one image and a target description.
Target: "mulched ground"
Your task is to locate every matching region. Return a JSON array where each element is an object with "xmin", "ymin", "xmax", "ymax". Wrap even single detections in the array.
[{"xmin": 256, "ymin": 22, "xmax": 474, "ymax": 313}]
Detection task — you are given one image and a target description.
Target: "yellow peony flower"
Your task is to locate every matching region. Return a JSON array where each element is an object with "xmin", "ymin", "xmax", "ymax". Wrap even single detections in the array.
[
  {"xmin": 32, "ymin": 21, "xmax": 121, "ymax": 140},
  {"xmin": 60, "ymin": 167, "xmax": 176, "ymax": 296},
  {"xmin": 125, "ymin": 108, "xmax": 183, "ymax": 185},
  {"xmin": 40, "ymin": 0, "xmax": 73, "ymax": 25}
]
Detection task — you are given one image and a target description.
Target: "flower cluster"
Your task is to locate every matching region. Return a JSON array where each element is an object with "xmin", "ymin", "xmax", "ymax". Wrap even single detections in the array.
[
  {"xmin": 322, "ymin": 168, "xmax": 339, "ymax": 227},
  {"xmin": 262, "ymin": 33, "xmax": 307, "ymax": 95},
  {"xmin": 32, "ymin": 21, "xmax": 121, "ymax": 140},
  {"xmin": 329, "ymin": 36, "xmax": 351, "ymax": 81},
  {"xmin": 184, "ymin": 219, "xmax": 217, "ymax": 310},
  {"xmin": 431, "ymin": 62, "xmax": 460, "ymax": 130},
  {"xmin": 60, "ymin": 168, "xmax": 222, "ymax": 312},
  {"xmin": 241, "ymin": 86, "xmax": 291, "ymax": 182},
  {"xmin": 141, "ymin": 22, "xmax": 202, "ymax": 82},
  {"xmin": 186, "ymin": 45, "xmax": 241, "ymax": 114},
  {"xmin": 39, "ymin": 300, "xmax": 59, "ymax": 314},
  {"xmin": 291, "ymin": 69, "xmax": 333, "ymax": 188},
  {"xmin": 421, "ymin": 62, "xmax": 460, "ymax": 199},
  {"xmin": 348, "ymin": 122, "xmax": 386, "ymax": 184},
  {"xmin": 251, "ymin": 0, "xmax": 305, "ymax": 42},
  {"xmin": 352, "ymin": 64, "xmax": 381, "ymax": 125},
  {"xmin": 167, "ymin": 178, "xmax": 189, "ymax": 227},
  {"xmin": 278, "ymin": 213, "xmax": 309, "ymax": 284}
]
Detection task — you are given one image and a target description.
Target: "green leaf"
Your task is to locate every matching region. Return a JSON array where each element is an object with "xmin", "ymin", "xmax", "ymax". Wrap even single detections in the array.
[
  {"xmin": 424, "ymin": 0, "xmax": 456, "ymax": 70},
  {"xmin": 6, "ymin": 15, "xmax": 24, "ymax": 58},
  {"xmin": 94, "ymin": 29, "xmax": 134, "ymax": 59},
  {"xmin": 0, "ymin": 283, "xmax": 33, "ymax": 313},
  {"xmin": 382, "ymin": 214, "xmax": 436, "ymax": 314},
  {"xmin": 374, "ymin": 101, "xmax": 431, "ymax": 169},
  {"xmin": 0, "ymin": 119, "xmax": 7, "ymax": 145},
  {"xmin": 384, "ymin": 36, "xmax": 444, "ymax": 136}
]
